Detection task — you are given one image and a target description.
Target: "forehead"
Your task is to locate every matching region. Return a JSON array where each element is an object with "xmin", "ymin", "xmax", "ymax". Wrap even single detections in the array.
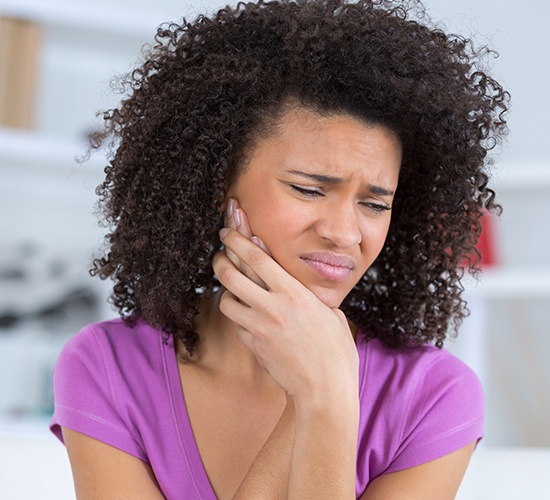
[{"xmin": 238, "ymin": 106, "xmax": 402, "ymax": 182}]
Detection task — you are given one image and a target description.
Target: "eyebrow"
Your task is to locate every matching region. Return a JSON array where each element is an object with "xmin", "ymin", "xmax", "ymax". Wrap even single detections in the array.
[{"xmin": 286, "ymin": 169, "xmax": 395, "ymax": 197}]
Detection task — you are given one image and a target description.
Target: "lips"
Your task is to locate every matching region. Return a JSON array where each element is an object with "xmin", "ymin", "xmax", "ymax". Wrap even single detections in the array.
[{"xmin": 300, "ymin": 252, "xmax": 355, "ymax": 281}]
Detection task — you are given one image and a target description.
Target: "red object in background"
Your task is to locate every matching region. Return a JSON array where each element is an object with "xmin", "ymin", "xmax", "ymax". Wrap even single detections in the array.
[{"xmin": 478, "ymin": 213, "xmax": 496, "ymax": 268}]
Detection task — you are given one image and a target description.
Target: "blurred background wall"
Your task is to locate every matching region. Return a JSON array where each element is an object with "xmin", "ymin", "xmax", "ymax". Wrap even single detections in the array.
[{"xmin": 0, "ymin": 0, "xmax": 549, "ymax": 498}]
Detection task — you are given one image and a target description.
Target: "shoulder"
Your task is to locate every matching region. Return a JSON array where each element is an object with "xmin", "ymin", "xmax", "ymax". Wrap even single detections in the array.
[
  {"xmin": 57, "ymin": 318, "xmax": 165, "ymax": 374},
  {"xmin": 50, "ymin": 318, "xmax": 170, "ymax": 461},
  {"xmin": 355, "ymin": 335, "xmax": 484, "ymax": 488},
  {"xmin": 52, "ymin": 317, "xmax": 166, "ymax": 402},
  {"xmin": 62, "ymin": 317, "xmax": 163, "ymax": 352},
  {"xmin": 357, "ymin": 335, "xmax": 482, "ymax": 401},
  {"xmin": 53, "ymin": 317, "xmax": 170, "ymax": 407}
]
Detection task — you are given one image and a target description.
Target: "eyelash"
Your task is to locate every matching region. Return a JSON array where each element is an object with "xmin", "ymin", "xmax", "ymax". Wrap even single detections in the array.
[
  {"xmin": 290, "ymin": 184, "xmax": 323, "ymax": 197},
  {"xmin": 289, "ymin": 184, "xmax": 391, "ymax": 213}
]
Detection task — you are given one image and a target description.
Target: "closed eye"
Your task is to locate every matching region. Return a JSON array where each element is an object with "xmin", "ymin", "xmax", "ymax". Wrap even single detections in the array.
[
  {"xmin": 290, "ymin": 183, "xmax": 391, "ymax": 213},
  {"xmin": 290, "ymin": 184, "xmax": 324, "ymax": 198},
  {"xmin": 360, "ymin": 201, "xmax": 391, "ymax": 213}
]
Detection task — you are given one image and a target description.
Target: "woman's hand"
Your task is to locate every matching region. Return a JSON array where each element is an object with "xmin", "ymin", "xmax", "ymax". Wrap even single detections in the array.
[
  {"xmin": 217, "ymin": 200, "xmax": 360, "ymax": 499},
  {"xmin": 215, "ymin": 210, "xmax": 360, "ymax": 498},
  {"xmin": 213, "ymin": 212, "xmax": 359, "ymax": 405},
  {"xmin": 224, "ymin": 198, "xmax": 270, "ymax": 289}
]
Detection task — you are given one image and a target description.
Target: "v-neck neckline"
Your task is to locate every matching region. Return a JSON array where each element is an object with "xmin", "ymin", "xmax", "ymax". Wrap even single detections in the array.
[
  {"xmin": 157, "ymin": 327, "xmax": 369, "ymax": 500},
  {"xmin": 160, "ymin": 332, "xmax": 218, "ymax": 500}
]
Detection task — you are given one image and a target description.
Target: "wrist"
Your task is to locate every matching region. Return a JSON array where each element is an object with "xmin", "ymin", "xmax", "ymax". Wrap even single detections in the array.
[{"xmin": 292, "ymin": 384, "xmax": 359, "ymax": 422}]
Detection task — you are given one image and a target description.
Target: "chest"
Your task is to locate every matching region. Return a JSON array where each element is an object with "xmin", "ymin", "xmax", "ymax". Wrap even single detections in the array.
[{"xmin": 178, "ymin": 364, "xmax": 286, "ymax": 499}]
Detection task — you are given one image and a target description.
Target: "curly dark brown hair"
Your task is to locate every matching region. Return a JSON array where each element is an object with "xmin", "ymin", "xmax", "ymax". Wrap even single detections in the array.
[{"xmin": 90, "ymin": 0, "xmax": 509, "ymax": 354}]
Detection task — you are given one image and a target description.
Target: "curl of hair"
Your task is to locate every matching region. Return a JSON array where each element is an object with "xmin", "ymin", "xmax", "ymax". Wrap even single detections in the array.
[{"xmin": 90, "ymin": 0, "xmax": 509, "ymax": 354}]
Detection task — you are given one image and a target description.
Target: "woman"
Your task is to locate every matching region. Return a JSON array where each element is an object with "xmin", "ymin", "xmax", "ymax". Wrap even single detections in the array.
[{"xmin": 50, "ymin": 0, "xmax": 509, "ymax": 498}]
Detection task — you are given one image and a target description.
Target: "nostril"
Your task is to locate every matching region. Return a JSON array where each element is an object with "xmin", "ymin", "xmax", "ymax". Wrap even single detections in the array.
[{"xmin": 314, "ymin": 216, "xmax": 362, "ymax": 248}]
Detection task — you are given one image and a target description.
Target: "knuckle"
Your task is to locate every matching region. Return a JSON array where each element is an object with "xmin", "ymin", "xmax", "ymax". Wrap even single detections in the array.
[
  {"xmin": 263, "ymin": 303, "xmax": 285, "ymax": 329},
  {"xmin": 211, "ymin": 250, "xmax": 223, "ymax": 267},
  {"xmin": 218, "ymin": 290, "xmax": 230, "ymax": 309},
  {"xmin": 243, "ymin": 264, "xmax": 261, "ymax": 283},
  {"xmin": 216, "ymin": 265, "xmax": 235, "ymax": 287},
  {"xmin": 218, "ymin": 290, "xmax": 235, "ymax": 316},
  {"xmin": 335, "ymin": 308, "xmax": 347, "ymax": 321},
  {"xmin": 212, "ymin": 251, "xmax": 230, "ymax": 274},
  {"xmin": 247, "ymin": 246, "xmax": 266, "ymax": 266},
  {"xmin": 286, "ymin": 288, "xmax": 306, "ymax": 307},
  {"xmin": 223, "ymin": 228, "xmax": 239, "ymax": 247}
]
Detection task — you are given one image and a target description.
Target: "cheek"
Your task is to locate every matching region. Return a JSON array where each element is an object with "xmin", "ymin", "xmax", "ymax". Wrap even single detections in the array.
[
  {"xmin": 242, "ymin": 197, "xmax": 305, "ymax": 258},
  {"xmin": 361, "ymin": 222, "xmax": 391, "ymax": 262},
  {"xmin": 248, "ymin": 207, "xmax": 300, "ymax": 249}
]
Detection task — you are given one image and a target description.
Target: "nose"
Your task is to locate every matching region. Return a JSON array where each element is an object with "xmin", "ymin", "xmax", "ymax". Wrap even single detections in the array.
[{"xmin": 314, "ymin": 202, "xmax": 362, "ymax": 248}]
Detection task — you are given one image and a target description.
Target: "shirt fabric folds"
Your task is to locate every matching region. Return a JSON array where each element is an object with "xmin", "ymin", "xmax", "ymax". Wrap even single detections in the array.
[{"xmin": 50, "ymin": 318, "xmax": 484, "ymax": 498}]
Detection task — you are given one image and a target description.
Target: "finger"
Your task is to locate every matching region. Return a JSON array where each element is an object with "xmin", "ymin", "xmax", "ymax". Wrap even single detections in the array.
[
  {"xmin": 237, "ymin": 328, "xmax": 268, "ymax": 371},
  {"xmin": 224, "ymin": 199, "xmax": 242, "ymax": 270},
  {"xmin": 236, "ymin": 327, "xmax": 256, "ymax": 354},
  {"xmin": 232, "ymin": 206, "xmax": 267, "ymax": 288},
  {"xmin": 219, "ymin": 227, "xmax": 303, "ymax": 294},
  {"xmin": 220, "ymin": 290, "xmax": 267, "ymax": 370},
  {"xmin": 216, "ymin": 211, "xmax": 267, "ymax": 296},
  {"xmin": 236, "ymin": 209, "xmax": 268, "ymax": 288},
  {"xmin": 213, "ymin": 249, "xmax": 270, "ymax": 307},
  {"xmin": 224, "ymin": 202, "xmax": 264, "ymax": 289},
  {"xmin": 236, "ymin": 207, "xmax": 253, "ymax": 239},
  {"xmin": 217, "ymin": 289, "xmax": 261, "ymax": 354},
  {"xmin": 251, "ymin": 235, "xmax": 272, "ymax": 257},
  {"xmin": 217, "ymin": 284, "xmax": 266, "ymax": 333},
  {"xmin": 241, "ymin": 261, "xmax": 268, "ymax": 289},
  {"xmin": 234, "ymin": 208, "xmax": 267, "ymax": 289}
]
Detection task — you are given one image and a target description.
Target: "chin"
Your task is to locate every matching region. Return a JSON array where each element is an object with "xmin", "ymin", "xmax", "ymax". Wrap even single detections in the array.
[{"xmin": 310, "ymin": 287, "xmax": 348, "ymax": 310}]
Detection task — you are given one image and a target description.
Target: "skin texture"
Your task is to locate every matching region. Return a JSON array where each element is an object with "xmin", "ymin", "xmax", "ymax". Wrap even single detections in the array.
[{"xmin": 63, "ymin": 108, "xmax": 477, "ymax": 499}]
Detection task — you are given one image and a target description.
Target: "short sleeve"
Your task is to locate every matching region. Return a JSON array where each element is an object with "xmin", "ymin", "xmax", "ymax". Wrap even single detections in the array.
[
  {"xmin": 385, "ymin": 352, "xmax": 484, "ymax": 474},
  {"xmin": 49, "ymin": 325, "xmax": 147, "ymax": 462}
]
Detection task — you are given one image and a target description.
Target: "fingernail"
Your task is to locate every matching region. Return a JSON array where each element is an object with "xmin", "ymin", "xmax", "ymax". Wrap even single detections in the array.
[
  {"xmin": 234, "ymin": 209, "xmax": 242, "ymax": 228},
  {"xmin": 251, "ymin": 236, "xmax": 266, "ymax": 251},
  {"xmin": 231, "ymin": 198, "xmax": 237, "ymax": 217},
  {"xmin": 219, "ymin": 228, "xmax": 230, "ymax": 239},
  {"xmin": 227, "ymin": 198, "xmax": 239, "ymax": 218}
]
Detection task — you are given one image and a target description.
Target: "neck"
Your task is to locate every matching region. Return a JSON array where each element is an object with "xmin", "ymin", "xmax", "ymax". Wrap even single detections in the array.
[{"xmin": 178, "ymin": 289, "xmax": 275, "ymax": 386}]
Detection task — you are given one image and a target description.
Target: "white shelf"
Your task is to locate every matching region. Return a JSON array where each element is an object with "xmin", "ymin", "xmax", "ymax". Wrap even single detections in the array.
[
  {"xmin": 493, "ymin": 163, "xmax": 550, "ymax": 192},
  {"xmin": 464, "ymin": 268, "xmax": 550, "ymax": 298},
  {"xmin": 0, "ymin": 127, "xmax": 104, "ymax": 169}
]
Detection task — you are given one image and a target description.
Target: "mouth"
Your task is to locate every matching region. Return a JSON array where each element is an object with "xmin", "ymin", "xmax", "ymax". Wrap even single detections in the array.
[{"xmin": 300, "ymin": 252, "xmax": 355, "ymax": 281}]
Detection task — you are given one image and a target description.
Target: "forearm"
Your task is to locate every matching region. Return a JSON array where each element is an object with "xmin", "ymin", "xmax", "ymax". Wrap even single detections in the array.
[
  {"xmin": 232, "ymin": 397, "xmax": 295, "ymax": 499},
  {"xmin": 288, "ymin": 390, "xmax": 359, "ymax": 499}
]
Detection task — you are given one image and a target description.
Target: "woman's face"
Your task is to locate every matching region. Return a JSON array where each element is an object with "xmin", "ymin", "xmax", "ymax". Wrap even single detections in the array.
[{"xmin": 226, "ymin": 106, "xmax": 402, "ymax": 309}]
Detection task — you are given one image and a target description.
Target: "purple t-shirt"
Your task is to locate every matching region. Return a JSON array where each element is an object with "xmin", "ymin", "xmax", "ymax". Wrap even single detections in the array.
[{"xmin": 50, "ymin": 318, "xmax": 483, "ymax": 498}]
